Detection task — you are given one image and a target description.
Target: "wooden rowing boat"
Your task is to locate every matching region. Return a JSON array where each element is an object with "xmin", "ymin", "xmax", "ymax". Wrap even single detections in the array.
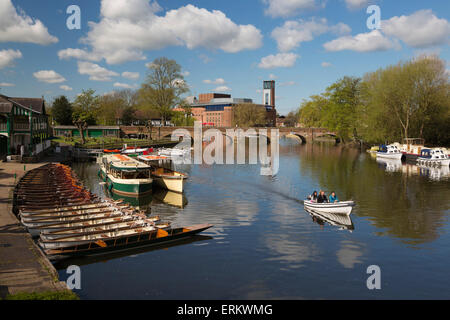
[
  {"xmin": 41, "ymin": 224, "xmax": 213, "ymax": 256},
  {"xmin": 33, "ymin": 216, "xmax": 161, "ymax": 233},
  {"xmin": 40, "ymin": 221, "xmax": 171, "ymax": 241}
]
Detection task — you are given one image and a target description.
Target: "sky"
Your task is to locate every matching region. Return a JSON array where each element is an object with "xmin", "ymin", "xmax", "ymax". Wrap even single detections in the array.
[{"xmin": 0, "ymin": 0, "xmax": 449, "ymax": 115}]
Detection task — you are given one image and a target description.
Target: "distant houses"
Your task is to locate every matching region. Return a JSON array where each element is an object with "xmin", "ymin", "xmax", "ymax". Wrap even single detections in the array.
[{"xmin": 0, "ymin": 94, "xmax": 52, "ymax": 159}]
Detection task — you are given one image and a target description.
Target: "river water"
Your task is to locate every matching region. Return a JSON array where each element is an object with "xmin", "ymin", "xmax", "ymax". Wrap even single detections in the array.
[{"xmin": 56, "ymin": 138, "xmax": 450, "ymax": 299}]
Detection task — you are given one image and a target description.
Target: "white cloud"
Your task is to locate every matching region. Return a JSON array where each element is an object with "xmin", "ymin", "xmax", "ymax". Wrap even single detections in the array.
[
  {"xmin": 272, "ymin": 18, "xmax": 351, "ymax": 52},
  {"xmin": 113, "ymin": 82, "xmax": 137, "ymax": 89},
  {"xmin": 264, "ymin": 0, "xmax": 318, "ymax": 18},
  {"xmin": 0, "ymin": 0, "xmax": 58, "ymax": 45},
  {"xmin": 122, "ymin": 71, "xmax": 140, "ymax": 80},
  {"xmin": 0, "ymin": 82, "xmax": 15, "ymax": 87},
  {"xmin": 181, "ymin": 71, "xmax": 190, "ymax": 77},
  {"xmin": 382, "ymin": 10, "xmax": 450, "ymax": 48},
  {"xmin": 203, "ymin": 78, "xmax": 226, "ymax": 85},
  {"xmin": 58, "ymin": 48, "xmax": 102, "ymax": 62},
  {"xmin": 321, "ymin": 62, "xmax": 332, "ymax": 67},
  {"xmin": 345, "ymin": 0, "xmax": 370, "ymax": 10},
  {"xmin": 269, "ymin": 73, "xmax": 277, "ymax": 79},
  {"xmin": 323, "ymin": 30, "xmax": 396, "ymax": 52},
  {"xmin": 33, "ymin": 70, "xmax": 66, "ymax": 83},
  {"xmin": 0, "ymin": 49, "xmax": 22, "ymax": 69},
  {"xmin": 214, "ymin": 85, "xmax": 231, "ymax": 92},
  {"xmin": 77, "ymin": 61, "xmax": 119, "ymax": 81},
  {"xmin": 60, "ymin": 85, "xmax": 73, "ymax": 91},
  {"xmin": 258, "ymin": 53, "xmax": 299, "ymax": 69},
  {"xmin": 67, "ymin": 1, "xmax": 262, "ymax": 64}
]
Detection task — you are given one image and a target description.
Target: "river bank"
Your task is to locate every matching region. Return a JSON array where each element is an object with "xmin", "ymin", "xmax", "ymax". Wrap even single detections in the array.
[{"xmin": 0, "ymin": 160, "xmax": 73, "ymax": 299}]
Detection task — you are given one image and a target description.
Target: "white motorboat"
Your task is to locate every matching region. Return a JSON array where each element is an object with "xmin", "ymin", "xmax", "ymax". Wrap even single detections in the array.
[
  {"xmin": 376, "ymin": 144, "xmax": 403, "ymax": 160},
  {"xmin": 158, "ymin": 148, "xmax": 190, "ymax": 157},
  {"xmin": 304, "ymin": 200, "xmax": 355, "ymax": 216},
  {"xmin": 417, "ymin": 148, "xmax": 450, "ymax": 167}
]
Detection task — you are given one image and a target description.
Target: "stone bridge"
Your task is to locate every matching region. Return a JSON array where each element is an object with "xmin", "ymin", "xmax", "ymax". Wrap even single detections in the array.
[{"xmin": 120, "ymin": 126, "xmax": 338, "ymax": 144}]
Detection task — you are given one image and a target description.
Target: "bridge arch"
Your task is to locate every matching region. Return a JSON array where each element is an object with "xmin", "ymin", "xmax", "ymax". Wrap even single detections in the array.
[{"xmin": 285, "ymin": 133, "xmax": 306, "ymax": 144}]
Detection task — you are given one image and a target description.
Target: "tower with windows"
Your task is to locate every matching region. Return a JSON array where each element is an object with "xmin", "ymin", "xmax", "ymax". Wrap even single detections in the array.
[{"xmin": 263, "ymin": 80, "xmax": 275, "ymax": 107}]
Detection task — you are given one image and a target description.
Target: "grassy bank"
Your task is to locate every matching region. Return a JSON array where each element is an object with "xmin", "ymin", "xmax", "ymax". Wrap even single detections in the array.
[{"xmin": 54, "ymin": 137, "xmax": 175, "ymax": 149}]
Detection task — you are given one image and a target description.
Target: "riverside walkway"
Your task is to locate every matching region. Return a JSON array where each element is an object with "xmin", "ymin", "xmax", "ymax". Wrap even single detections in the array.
[{"xmin": 0, "ymin": 161, "xmax": 69, "ymax": 298}]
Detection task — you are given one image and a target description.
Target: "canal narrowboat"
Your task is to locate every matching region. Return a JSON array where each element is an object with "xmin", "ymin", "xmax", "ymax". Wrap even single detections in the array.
[
  {"xmin": 416, "ymin": 148, "xmax": 450, "ymax": 167},
  {"xmin": 41, "ymin": 224, "xmax": 213, "ymax": 256},
  {"xmin": 138, "ymin": 155, "xmax": 188, "ymax": 193},
  {"xmin": 99, "ymin": 154, "xmax": 153, "ymax": 196},
  {"xmin": 376, "ymin": 144, "xmax": 403, "ymax": 160},
  {"xmin": 304, "ymin": 200, "xmax": 355, "ymax": 216}
]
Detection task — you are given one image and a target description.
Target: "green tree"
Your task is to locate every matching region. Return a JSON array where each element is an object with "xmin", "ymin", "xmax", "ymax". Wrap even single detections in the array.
[
  {"xmin": 72, "ymin": 89, "xmax": 100, "ymax": 144},
  {"xmin": 233, "ymin": 104, "xmax": 267, "ymax": 127},
  {"xmin": 51, "ymin": 96, "xmax": 73, "ymax": 125},
  {"xmin": 138, "ymin": 57, "xmax": 189, "ymax": 126}
]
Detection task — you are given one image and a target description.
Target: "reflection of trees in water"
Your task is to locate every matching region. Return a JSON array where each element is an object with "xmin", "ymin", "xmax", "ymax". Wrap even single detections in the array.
[{"xmin": 298, "ymin": 145, "xmax": 449, "ymax": 245}]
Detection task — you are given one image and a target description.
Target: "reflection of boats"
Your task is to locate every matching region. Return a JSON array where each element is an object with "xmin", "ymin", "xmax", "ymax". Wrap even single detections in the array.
[
  {"xmin": 52, "ymin": 235, "xmax": 213, "ymax": 266},
  {"xmin": 376, "ymin": 144, "xmax": 403, "ymax": 160},
  {"xmin": 305, "ymin": 207, "xmax": 354, "ymax": 231},
  {"xmin": 98, "ymin": 154, "xmax": 153, "ymax": 196},
  {"xmin": 376, "ymin": 158, "xmax": 403, "ymax": 172},
  {"xmin": 138, "ymin": 155, "xmax": 188, "ymax": 193},
  {"xmin": 417, "ymin": 148, "xmax": 450, "ymax": 167},
  {"xmin": 42, "ymin": 224, "xmax": 213, "ymax": 257},
  {"xmin": 104, "ymin": 187, "xmax": 152, "ymax": 211},
  {"xmin": 417, "ymin": 164, "xmax": 450, "ymax": 181},
  {"xmin": 304, "ymin": 200, "xmax": 354, "ymax": 215},
  {"xmin": 153, "ymin": 189, "xmax": 188, "ymax": 208}
]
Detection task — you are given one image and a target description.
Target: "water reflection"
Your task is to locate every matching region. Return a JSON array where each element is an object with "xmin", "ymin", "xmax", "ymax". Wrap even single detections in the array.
[
  {"xmin": 53, "ymin": 235, "xmax": 212, "ymax": 270},
  {"xmin": 336, "ymin": 240, "xmax": 365, "ymax": 269},
  {"xmin": 375, "ymin": 157, "xmax": 450, "ymax": 181},
  {"xmin": 305, "ymin": 207, "xmax": 354, "ymax": 231},
  {"xmin": 376, "ymin": 158, "xmax": 403, "ymax": 173}
]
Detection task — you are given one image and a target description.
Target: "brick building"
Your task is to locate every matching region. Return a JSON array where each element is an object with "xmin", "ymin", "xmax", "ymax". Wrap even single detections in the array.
[{"xmin": 175, "ymin": 81, "xmax": 277, "ymax": 127}]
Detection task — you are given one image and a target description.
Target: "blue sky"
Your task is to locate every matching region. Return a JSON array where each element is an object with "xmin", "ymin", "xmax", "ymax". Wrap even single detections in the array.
[{"xmin": 0, "ymin": 0, "xmax": 449, "ymax": 115}]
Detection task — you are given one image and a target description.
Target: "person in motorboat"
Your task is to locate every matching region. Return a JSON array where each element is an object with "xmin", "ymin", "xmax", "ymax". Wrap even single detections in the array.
[
  {"xmin": 329, "ymin": 192, "xmax": 339, "ymax": 203},
  {"xmin": 307, "ymin": 191, "xmax": 318, "ymax": 202},
  {"xmin": 317, "ymin": 190, "xmax": 328, "ymax": 203}
]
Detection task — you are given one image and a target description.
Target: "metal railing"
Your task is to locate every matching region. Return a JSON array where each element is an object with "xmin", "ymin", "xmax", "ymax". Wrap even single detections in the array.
[{"xmin": 13, "ymin": 123, "xmax": 30, "ymax": 130}]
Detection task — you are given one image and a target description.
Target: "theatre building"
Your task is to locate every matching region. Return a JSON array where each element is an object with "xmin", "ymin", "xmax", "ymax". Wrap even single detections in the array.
[{"xmin": 175, "ymin": 81, "xmax": 277, "ymax": 127}]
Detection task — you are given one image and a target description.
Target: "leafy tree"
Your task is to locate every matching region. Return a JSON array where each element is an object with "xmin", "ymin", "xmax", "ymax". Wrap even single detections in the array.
[
  {"xmin": 51, "ymin": 96, "xmax": 73, "ymax": 125},
  {"xmin": 137, "ymin": 57, "xmax": 189, "ymax": 126},
  {"xmin": 72, "ymin": 89, "xmax": 99, "ymax": 144},
  {"xmin": 233, "ymin": 104, "xmax": 267, "ymax": 127}
]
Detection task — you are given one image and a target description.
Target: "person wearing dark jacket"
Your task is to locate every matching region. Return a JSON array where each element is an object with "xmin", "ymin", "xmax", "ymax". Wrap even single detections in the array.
[
  {"xmin": 317, "ymin": 191, "xmax": 328, "ymax": 203},
  {"xmin": 308, "ymin": 191, "xmax": 318, "ymax": 202}
]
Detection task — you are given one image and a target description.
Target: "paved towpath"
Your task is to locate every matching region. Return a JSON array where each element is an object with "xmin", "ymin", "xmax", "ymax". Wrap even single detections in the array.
[{"xmin": 0, "ymin": 161, "xmax": 69, "ymax": 298}]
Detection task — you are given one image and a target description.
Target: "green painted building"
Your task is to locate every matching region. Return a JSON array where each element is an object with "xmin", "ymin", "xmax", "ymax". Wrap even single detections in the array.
[
  {"xmin": 0, "ymin": 95, "xmax": 51, "ymax": 158},
  {"xmin": 53, "ymin": 125, "xmax": 121, "ymax": 138}
]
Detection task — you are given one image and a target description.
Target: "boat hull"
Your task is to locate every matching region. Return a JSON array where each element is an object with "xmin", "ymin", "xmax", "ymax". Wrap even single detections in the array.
[
  {"xmin": 152, "ymin": 175, "xmax": 186, "ymax": 193},
  {"xmin": 42, "ymin": 224, "xmax": 213, "ymax": 256},
  {"xmin": 304, "ymin": 200, "xmax": 354, "ymax": 216},
  {"xmin": 99, "ymin": 167, "xmax": 152, "ymax": 196},
  {"xmin": 376, "ymin": 152, "xmax": 403, "ymax": 160}
]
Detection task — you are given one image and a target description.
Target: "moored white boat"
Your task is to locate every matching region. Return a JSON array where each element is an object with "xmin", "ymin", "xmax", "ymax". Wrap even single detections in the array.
[
  {"xmin": 376, "ymin": 144, "xmax": 403, "ymax": 160},
  {"xmin": 416, "ymin": 148, "xmax": 450, "ymax": 167},
  {"xmin": 304, "ymin": 200, "xmax": 354, "ymax": 216}
]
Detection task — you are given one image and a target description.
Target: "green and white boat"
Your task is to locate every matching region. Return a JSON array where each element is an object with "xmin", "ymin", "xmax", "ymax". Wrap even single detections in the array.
[{"xmin": 98, "ymin": 154, "xmax": 153, "ymax": 196}]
